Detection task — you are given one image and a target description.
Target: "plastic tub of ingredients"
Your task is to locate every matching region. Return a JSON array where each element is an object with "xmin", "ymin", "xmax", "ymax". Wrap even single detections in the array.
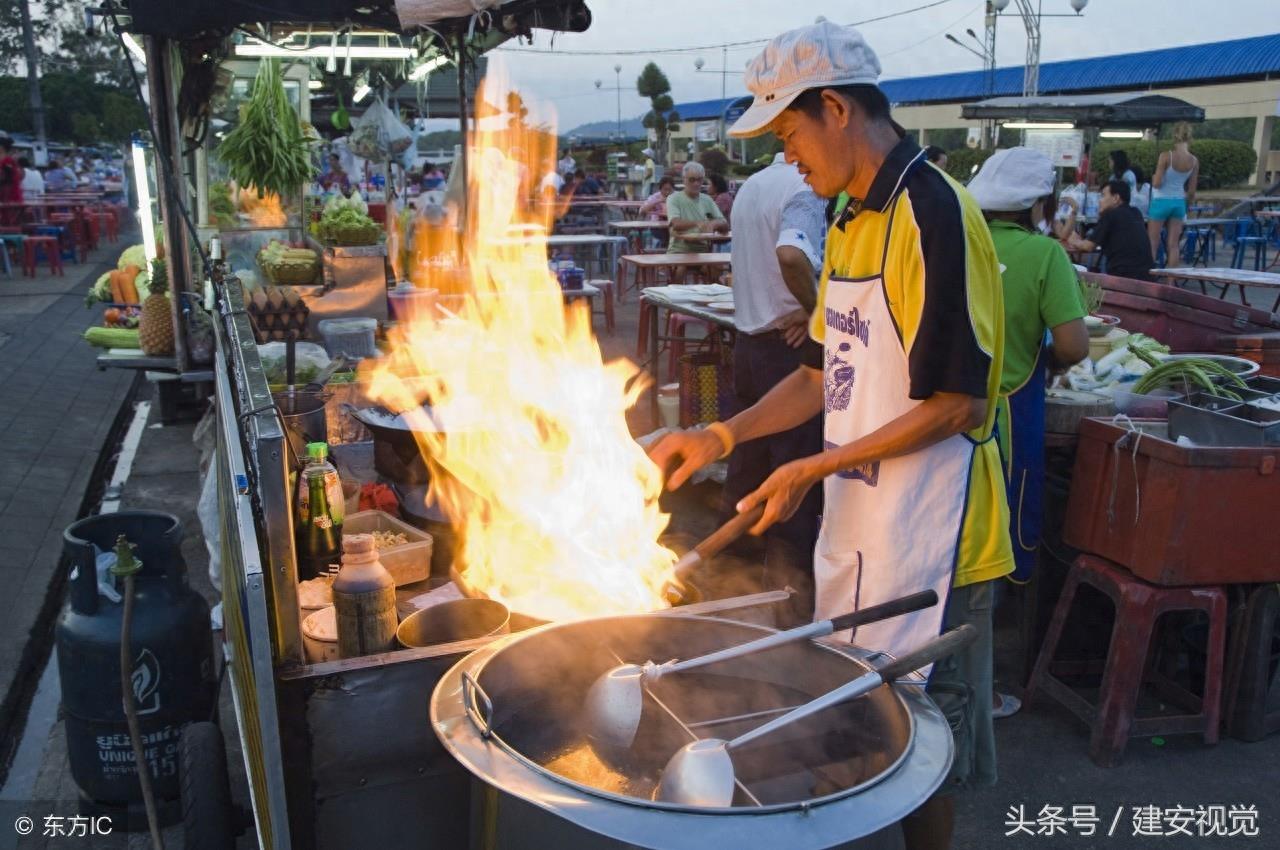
[
  {"xmin": 342, "ymin": 510, "xmax": 433, "ymax": 586},
  {"xmin": 388, "ymin": 285, "xmax": 439, "ymax": 325},
  {"xmin": 318, "ymin": 317, "xmax": 378, "ymax": 360},
  {"xmin": 1110, "ymin": 387, "xmax": 1182, "ymax": 418}
]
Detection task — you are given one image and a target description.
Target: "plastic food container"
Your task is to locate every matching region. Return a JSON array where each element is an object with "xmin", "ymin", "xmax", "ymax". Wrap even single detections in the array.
[
  {"xmin": 1110, "ymin": 387, "xmax": 1181, "ymax": 418},
  {"xmin": 341, "ymin": 510, "xmax": 433, "ymax": 586},
  {"xmin": 388, "ymin": 285, "xmax": 439, "ymax": 325},
  {"xmin": 657, "ymin": 383, "xmax": 681, "ymax": 429},
  {"xmin": 302, "ymin": 606, "xmax": 339, "ymax": 664},
  {"xmin": 318, "ymin": 317, "xmax": 378, "ymax": 359}
]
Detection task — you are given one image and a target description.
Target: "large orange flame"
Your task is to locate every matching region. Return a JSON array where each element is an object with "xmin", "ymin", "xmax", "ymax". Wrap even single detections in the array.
[{"xmin": 366, "ymin": 67, "xmax": 677, "ymax": 622}]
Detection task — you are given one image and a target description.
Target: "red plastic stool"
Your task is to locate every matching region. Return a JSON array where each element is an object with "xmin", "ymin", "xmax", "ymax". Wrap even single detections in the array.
[
  {"xmin": 587, "ymin": 280, "xmax": 616, "ymax": 332},
  {"xmin": 96, "ymin": 211, "xmax": 119, "ymax": 243},
  {"xmin": 666, "ymin": 312, "xmax": 716, "ymax": 375},
  {"xmin": 23, "ymin": 235, "xmax": 63, "ymax": 276},
  {"xmin": 1025, "ymin": 553, "xmax": 1226, "ymax": 767}
]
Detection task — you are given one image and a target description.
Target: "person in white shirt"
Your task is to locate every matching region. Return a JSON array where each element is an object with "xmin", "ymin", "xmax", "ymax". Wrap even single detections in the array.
[
  {"xmin": 18, "ymin": 157, "xmax": 44, "ymax": 198},
  {"xmin": 722, "ymin": 151, "xmax": 827, "ymax": 623}
]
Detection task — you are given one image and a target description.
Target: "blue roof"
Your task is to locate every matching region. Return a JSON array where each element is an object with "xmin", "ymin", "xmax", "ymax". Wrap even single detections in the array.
[
  {"xmin": 884, "ymin": 31, "xmax": 1280, "ymax": 104},
  {"xmin": 668, "ymin": 96, "xmax": 752, "ymax": 120},
  {"xmin": 676, "ymin": 32, "xmax": 1280, "ymax": 115}
]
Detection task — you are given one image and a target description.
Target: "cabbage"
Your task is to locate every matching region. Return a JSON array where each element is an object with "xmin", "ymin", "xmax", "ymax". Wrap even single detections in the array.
[{"xmin": 117, "ymin": 244, "xmax": 148, "ymax": 271}]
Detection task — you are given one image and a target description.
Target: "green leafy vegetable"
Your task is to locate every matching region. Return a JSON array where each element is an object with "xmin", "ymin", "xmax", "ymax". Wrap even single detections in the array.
[{"xmin": 218, "ymin": 59, "xmax": 315, "ymax": 199}]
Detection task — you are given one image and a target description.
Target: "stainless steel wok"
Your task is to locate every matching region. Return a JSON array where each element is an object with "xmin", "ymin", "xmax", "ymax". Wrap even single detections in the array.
[{"xmin": 431, "ymin": 613, "xmax": 954, "ymax": 850}]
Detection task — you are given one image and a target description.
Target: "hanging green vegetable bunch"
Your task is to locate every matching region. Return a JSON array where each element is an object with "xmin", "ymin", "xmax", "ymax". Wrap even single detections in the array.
[{"xmin": 218, "ymin": 59, "xmax": 315, "ymax": 198}]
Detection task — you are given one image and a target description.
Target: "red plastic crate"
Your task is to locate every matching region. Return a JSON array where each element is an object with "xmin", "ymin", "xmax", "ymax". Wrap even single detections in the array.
[{"xmin": 1065, "ymin": 417, "xmax": 1280, "ymax": 585}]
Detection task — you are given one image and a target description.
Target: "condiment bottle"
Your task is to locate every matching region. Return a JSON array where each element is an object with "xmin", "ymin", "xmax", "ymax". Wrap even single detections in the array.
[
  {"xmin": 295, "ymin": 442, "xmax": 344, "ymax": 580},
  {"xmin": 332, "ymin": 533, "xmax": 398, "ymax": 658}
]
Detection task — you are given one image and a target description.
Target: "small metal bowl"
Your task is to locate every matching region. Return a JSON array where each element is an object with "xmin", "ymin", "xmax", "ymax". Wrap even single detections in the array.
[{"xmin": 397, "ymin": 598, "xmax": 511, "ymax": 648}]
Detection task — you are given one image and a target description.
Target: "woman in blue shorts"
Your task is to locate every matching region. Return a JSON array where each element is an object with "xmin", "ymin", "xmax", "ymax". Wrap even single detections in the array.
[{"xmin": 1147, "ymin": 122, "xmax": 1199, "ymax": 265}]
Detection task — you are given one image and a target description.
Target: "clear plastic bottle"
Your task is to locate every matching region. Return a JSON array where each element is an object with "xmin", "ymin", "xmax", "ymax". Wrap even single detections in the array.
[
  {"xmin": 332, "ymin": 534, "xmax": 398, "ymax": 658},
  {"xmin": 295, "ymin": 442, "xmax": 345, "ymax": 581}
]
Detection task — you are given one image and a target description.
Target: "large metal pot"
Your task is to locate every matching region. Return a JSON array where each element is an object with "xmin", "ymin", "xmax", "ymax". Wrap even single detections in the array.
[{"xmin": 431, "ymin": 614, "xmax": 953, "ymax": 849}]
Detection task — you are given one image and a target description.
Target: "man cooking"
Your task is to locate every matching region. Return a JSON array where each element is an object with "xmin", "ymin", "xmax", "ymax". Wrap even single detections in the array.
[{"xmin": 649, "ymin": 19, "xmax": 1012, "ymax": 850}]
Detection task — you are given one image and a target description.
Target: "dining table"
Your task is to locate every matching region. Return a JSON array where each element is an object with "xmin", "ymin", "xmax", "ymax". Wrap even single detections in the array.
[
  {"xmin": 618, "ymin": 251, "xmax": 732, "ymax": 300},
  {"xmin": 1153, "ymin": 266, "xmax": 1280, "ymax": 311}
]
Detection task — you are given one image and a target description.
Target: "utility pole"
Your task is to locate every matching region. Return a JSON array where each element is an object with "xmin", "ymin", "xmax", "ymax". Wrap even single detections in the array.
[
  {"xmin": 19, "ymin": 0, "xmax": 48, "ymax": 165},
  {"xmin": 614, "ymin": 63, "xmax": 622, "ymax": 139}
]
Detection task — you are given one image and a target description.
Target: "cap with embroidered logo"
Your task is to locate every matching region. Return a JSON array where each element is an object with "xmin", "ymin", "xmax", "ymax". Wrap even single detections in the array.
[{"xmin": 729, "ymin": 17, "xmax": 882, "ymax": 139}]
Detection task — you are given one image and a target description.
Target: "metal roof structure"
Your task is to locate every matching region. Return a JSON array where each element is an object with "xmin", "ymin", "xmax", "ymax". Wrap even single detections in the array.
[
  {"xmin": 960, "ymin": 93, "xmax": 1206, "ymax": 127},
  {"xmin": 595, "ymin": 31, "xmax": 1280, "ymax": 130},
  {"xmin": 882, "ymin": 31, "xmax": 1280, "ymax": 106}
]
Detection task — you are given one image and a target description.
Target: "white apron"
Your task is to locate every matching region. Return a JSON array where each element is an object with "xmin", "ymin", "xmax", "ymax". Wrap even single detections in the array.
[{"xmin": 814, "ymin": 203, "xmax": 985, "ymax": 669}]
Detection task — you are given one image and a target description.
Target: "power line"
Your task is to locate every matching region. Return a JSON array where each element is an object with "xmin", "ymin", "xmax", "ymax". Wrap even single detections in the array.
[{"xmin": 495, "ymin": 0, "xmax": 961, "ymax": 57}]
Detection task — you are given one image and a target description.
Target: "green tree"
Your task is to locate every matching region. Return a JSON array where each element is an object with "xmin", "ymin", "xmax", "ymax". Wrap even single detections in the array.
[{"xmin": 636, "ymin": 62, "xmax": 679, "ymax": 165}]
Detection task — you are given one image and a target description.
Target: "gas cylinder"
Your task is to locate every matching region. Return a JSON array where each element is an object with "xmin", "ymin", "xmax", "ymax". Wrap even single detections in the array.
[{"xmin": 56, "ymin": 511, "xmax": 216, "ymax": 818}]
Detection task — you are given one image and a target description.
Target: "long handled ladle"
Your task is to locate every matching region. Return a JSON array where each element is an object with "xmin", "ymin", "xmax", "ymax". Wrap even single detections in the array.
[
  {"xmin": 654, "ymin": 624, "xmax": 978, "ymax": 807},
  {"xmin": 585, "ymin": 587, "xmax": 939, "ymax": 759}
]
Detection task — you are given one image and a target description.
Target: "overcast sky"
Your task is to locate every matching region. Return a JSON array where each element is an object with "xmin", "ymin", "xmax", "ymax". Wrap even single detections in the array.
[{"xmin": 474, "ymin": 0, "xmax": 1279, "ymax": 132}]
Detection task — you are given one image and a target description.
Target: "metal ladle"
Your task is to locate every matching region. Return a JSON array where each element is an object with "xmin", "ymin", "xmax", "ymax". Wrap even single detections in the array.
[
  {"xmin": 584, "ymin": 588, "xmax": 939, "ymax": 759},
  {"xmin": 654, "ymin": 624, "xmax": 978, "ymax": 808}
]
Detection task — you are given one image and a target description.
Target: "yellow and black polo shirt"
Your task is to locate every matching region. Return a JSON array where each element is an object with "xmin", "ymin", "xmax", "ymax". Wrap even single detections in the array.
[{"xmin": 808, "ymin": 137, "xmax": 1014, "ymax": 589}]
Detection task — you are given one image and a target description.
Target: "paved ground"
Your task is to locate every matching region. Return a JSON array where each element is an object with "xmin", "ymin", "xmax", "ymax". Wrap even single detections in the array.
[
  {"xmin": 0, "ymin": 238, "xmax": 137, "ymax": 779},
  {"xmin": 0, "ymin": 391, "xmax": 251, "ymax": 850}
]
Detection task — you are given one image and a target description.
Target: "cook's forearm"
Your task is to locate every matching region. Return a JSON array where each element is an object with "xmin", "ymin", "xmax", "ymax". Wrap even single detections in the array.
[
  {"xmin": 810, "ymin": 392, "xmax": 985, "ymax": 480},
  {"xmin": 724, "ymin": 365, "xmax": 823, "ymax": 443}
]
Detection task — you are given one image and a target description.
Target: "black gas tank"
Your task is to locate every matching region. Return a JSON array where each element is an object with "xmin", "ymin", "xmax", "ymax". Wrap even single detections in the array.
[{"xmin": 55, "ymin": 511, "xmax": 216, "ymax": 816}]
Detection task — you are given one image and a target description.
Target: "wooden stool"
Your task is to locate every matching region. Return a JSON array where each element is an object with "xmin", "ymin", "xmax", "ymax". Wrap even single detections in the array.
[
  {"xmin": 1025, "ymin": 553, "xmax": 1226, "ymax": 767},
  {"xmin": 23, "ymin": 235, "xmax": 63, "ymax": 275}
]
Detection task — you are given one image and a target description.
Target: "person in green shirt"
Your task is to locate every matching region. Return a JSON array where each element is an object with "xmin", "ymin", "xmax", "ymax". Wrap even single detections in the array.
[
  {"xmin": 968, "ymin": 147, "xmax": 1088, "ymax": 579},
  {"xmin": 666, "ymin": 161, "xmax": 729, "ymax": 253}
]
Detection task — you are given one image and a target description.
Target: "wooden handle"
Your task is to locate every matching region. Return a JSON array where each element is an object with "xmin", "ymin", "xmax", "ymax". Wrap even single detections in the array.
[
  {"xmin": 874, "ymin": 625, "xmax": 978, "ymax": 683},
  {"xmin": 694, "ymin": 505, "xmax": 765, "ymax": 561},
  {"xmin": 828, "ymin": 590, "xmax": 939, "ymax": 633}
]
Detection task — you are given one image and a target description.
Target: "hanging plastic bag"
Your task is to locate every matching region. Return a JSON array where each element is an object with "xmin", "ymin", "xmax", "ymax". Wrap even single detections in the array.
[{"xmin": 349, "ymin": 96, "xmax": 413, "ymax": 161}]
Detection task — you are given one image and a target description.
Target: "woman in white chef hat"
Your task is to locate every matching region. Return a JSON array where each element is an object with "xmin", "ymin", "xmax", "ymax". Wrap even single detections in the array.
[{"xmin": 967, "ymin": 148, "xmax": 1089, "ymax": 715}]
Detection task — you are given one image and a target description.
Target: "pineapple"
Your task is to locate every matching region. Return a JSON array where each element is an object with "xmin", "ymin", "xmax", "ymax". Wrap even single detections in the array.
[{"xmin": 139, "ymin": 258, "xmax": 175, "ymax": 356}]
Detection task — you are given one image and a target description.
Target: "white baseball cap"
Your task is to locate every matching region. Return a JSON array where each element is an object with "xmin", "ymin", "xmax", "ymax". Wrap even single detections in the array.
[
  {"xmin": 966, "ymin": 147, "xmax": 1055, "ymax": 212},
  {"xmin": 641, "ymin": 147, "xmax": 655, "ymax": 157},
  {"xmin": 729, "ymin": 17, "xmax": 882, "ymax": 139}
]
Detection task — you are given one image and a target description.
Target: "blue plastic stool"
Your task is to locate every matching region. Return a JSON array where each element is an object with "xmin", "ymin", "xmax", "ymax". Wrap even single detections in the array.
[{"xmin": 33, "ymin": 225, "xmax": 75, "ymax": 263}]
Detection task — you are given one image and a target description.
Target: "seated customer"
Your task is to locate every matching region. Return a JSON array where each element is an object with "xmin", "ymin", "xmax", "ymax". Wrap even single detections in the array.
[
  {"xmin": 640, "ymin": 176, "xmax": 675, "ymax": 220},
  {"xmin": 666, "ymin": 161, "xmax": 728, "ymax": 253},
  {"xmin": 1068, "ymin": 180, "xmax": 1153, "ymax": 281}
]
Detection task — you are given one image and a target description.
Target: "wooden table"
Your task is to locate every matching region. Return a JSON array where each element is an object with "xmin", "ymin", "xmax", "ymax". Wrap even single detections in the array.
[
  {"xmin": 618, "ymin": 252, "xmax": 732, "ymax": 300},
  {"xmin": 1153, "ymin": 266, "xmax": 1280, "ymax": 311},
  {"xmin": 609, "ymin": 219, "xmax": 669, "ymax": 253},
  {"xmin": 639, "ymin": 286, "xmax": 738, "ymax": 422}
]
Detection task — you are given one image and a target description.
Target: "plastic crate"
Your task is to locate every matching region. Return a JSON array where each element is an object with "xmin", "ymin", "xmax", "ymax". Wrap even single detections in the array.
[
  {"xmin": 1065, "ymin": 417, "xmax": 1280, "ymax": 585},
  {"xmin": 341, "ymin": 510, "xmax": 433, "ymax": 586}
]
